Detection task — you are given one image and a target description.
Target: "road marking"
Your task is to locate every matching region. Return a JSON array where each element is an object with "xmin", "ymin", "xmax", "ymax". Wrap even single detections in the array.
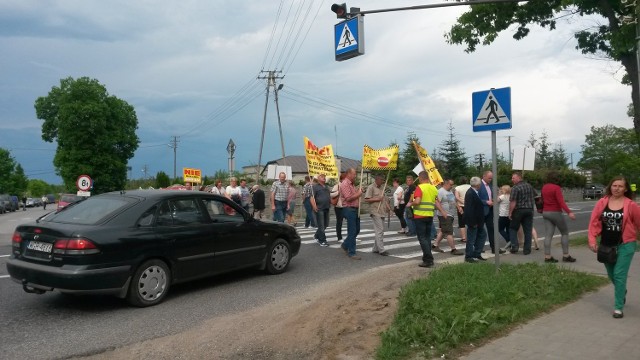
[
  {"xmin": 0, "ymin": 275, "xmax": 10, "ymax": 279},
  {"xmin": 0, "ymin": 255, "xmax": 10, "ymax": 258}
]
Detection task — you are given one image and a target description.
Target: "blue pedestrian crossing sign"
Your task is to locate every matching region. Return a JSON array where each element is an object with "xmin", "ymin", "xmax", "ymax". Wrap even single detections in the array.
[
  {"xmin": 334, "ymin": 15, "xmax": 365, "ymax": 61},
  {"xmin": 472, "ymin": 87, "xmax": 512, "ymax": 132}
]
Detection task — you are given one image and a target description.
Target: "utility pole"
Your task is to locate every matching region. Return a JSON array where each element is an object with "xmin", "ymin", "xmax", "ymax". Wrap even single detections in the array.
[
  {"xmin": 507, "ymin": 135, "xmax": 512, "ymax": 165},
  {"xmin": 256, "ymin": 70, "xmax": 286, "ymax": 183},
  {"xmin": 142, "ymin": 164, "xmax": 149, "ymax": 179},
  {"xmin": 168, "ymin": 136, "xmax": 179, "ymax": 181},
  {"xmin": 475, "ymin": 153, "xmax": 485, "ymax": 169}
]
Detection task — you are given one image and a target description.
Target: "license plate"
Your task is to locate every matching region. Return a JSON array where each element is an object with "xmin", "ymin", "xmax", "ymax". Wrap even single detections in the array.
[{"xmin": 27, "ymin": 241, "xmax": 53, "ymax": 253}]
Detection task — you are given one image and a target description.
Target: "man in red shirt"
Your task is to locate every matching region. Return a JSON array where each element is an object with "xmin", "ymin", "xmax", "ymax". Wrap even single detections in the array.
[{"xmin": 340, "ymin": 168, "xmax": 363, "ymax": 260}]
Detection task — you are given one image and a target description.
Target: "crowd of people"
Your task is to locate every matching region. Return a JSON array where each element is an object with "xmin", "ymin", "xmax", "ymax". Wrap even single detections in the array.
[{"xmin": 202, "ymin": 171, "xmax": 639, "ymax": 319}]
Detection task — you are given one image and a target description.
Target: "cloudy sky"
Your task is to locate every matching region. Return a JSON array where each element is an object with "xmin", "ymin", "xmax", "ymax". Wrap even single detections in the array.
[{"xmin": 0, "ymin": 0, "xmax": 631, "ymax": 184}]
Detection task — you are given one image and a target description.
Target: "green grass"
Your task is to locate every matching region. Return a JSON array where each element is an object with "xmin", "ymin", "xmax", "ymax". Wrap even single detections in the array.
[
  {"xmin": 376, "ymin": 263, "xmax": 608, "ymax": 360},
  {"xmin": 569, "ymin": 235, "xmax": 588, "ymax": 247}
]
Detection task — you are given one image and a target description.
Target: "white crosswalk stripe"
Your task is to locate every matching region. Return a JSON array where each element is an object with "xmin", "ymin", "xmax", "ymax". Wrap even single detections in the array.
[{"xmin": 295, "ymin": 225, "xmax": 479, "ymax": 260}]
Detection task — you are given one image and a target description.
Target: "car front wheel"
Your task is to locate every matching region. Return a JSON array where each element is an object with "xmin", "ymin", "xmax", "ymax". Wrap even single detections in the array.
[
  {"xmin": 127, "ymin": 259, "xmax": 171, "ymax": 307},
  {"xmin": 265, "ymin": 238, "xmax": 291, "ymax": 275}
]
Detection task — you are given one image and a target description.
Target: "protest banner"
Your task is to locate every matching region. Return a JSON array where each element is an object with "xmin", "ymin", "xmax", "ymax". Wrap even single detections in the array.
[{"xmin": 303, "ymin": 137, "xmax": 339, "ymax": 179}]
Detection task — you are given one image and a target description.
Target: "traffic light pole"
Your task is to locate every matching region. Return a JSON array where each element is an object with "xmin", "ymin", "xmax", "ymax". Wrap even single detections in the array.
[{"xmin": 334, "ymin": 0, "xmax": 528, "ymax": 19}]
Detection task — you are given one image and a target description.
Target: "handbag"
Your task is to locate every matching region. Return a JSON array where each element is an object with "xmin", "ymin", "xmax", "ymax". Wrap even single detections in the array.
[
  {"xmin": 534, "ymin": 195, "xmax": 543, "ymax": 214},
  {"xmin": 597, "ymin": 244, "xmax": 618, "ymax": 264}
]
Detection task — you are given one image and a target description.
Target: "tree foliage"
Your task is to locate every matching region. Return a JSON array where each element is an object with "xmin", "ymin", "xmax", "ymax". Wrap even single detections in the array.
[
  {"xmin": 155, "ymin": 171, "xmax": 171, "ymax": 189},
  {"xmin": 27, "ymin": 179, "xmax": 52, "ymax": 197},
  {"xmin": 35, "ymin": 77, "xmax": 139, "ymax": 194},
  {"xmin": 0, "ymin": 148, "xmax": 28, "ymax": 194},
  {"xmin": 446, "ymin": 0, "xmax": 640, "ymax": 135},
  {"xmin": 436, "ymin": 120, "xmax": 468, "ymax": 180},
  {"xmin": 578, "ymin": 124, "xmax": 640, "ymax": 183}
]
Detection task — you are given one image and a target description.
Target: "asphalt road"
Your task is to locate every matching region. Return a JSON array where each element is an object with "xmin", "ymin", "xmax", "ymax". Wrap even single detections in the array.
[{"xmin": 0, "ymin": 201, "xmax": 597, "ymax": 359}]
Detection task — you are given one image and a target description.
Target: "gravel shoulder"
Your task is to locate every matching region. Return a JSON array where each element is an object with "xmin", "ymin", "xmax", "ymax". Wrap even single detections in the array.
[{"xmin": 80, "ymin": 261, "xmax": 427, "ymax": 360}]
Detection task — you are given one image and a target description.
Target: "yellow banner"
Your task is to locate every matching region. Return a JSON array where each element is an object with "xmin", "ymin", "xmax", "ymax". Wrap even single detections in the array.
[
  {"xmin": 183, "ymin": 167, "xmax": 202, "ymax": 183},
  {"xmin": 412, "ymin": 141, "xmax": 443, "ymax": 186},
  {"xmin": 362, "ymin": 144, "xmax": 399, "ymax": 170},
  {"xmin": 303, "ymin": 137, "xmax": 339, "ymax": 179}
]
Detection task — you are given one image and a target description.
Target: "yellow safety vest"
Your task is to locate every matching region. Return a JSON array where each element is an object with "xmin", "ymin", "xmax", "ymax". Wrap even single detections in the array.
[{"xmin": 413, "ymin": 183, "xmax": 438, "ymax": 217}]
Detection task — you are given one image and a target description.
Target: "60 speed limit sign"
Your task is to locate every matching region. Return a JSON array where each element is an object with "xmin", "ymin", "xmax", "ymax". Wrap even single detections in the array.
[{"xmin": 76, "ymin": 175, "xmax": 93, "ymax": 191}]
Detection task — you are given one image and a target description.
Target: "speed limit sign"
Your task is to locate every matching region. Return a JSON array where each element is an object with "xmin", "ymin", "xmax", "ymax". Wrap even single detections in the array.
[{"xmin": 76, "ymin": 175, "xmax": 93, "ymax": 191}]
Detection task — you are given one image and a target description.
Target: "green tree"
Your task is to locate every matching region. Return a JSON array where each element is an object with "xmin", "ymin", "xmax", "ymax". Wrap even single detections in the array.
[
  {"xmin": 536, "ymin": 131, "xmax": 552, "ymax": 169},
  {"xmin": 155, "ymin": 171, "xmax": 171, "ymax": 189},
  {"xmin": 0, "ymin": 148, "xmax": 27, "ymax": 194},
  {"xmin": 397, "ymin": 132, "xmax": 421, "ymax": 179},
  {"xmin": 11, "ymin": 164, "xmax": 28, "ymax": 195},
  {"xmin": 446, "ymin": 1, "xmax": 640, "ymax": 137},
  {"xmin": 436, "ymin": 120, "xmax": 468, "ymax": 180},
  {"xmin": 578, "ymin": 125, "xmax": 640, "ymax": 183},
  {"xmin": 35, "ymin": 77, "xmax": 139, "ymax": 194},
  {"xmin": 27, "ymin": 179, "xmax": 52, "ymax": 197},
  {"xmin": 550, "ymin": 142, "xmax": 570, "ymax": 169}
]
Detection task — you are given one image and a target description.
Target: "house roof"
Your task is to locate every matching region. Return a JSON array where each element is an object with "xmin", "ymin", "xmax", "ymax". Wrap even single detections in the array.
[{"xmin": 263, "ymin": 155, "xmax": 362, "ymax": 174}]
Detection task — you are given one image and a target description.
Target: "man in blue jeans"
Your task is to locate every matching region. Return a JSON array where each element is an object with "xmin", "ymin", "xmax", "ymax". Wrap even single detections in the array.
[
  {"xmin": 270, "ymin": 172, "xmax": 290, "ymax": 222},
  {"xmin": 411, "ymin": 171, "xmax": 446, "ymax": 268},
  {"xmin": 340, "ymin": 168, "xmax": 363, "ymax": 260},
  {"xmin": 403, "ymin": 175, "xmax": 417, "ymax": 236}
]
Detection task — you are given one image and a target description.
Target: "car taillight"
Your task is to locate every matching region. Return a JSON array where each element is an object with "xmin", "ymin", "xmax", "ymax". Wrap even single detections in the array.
[
  {"xmin": 53, "ymin": 238, "xmax": 100, "ymax": 255},
  {"xmin": 11, "ymin": 231, "xmax": 22, "ymax": 244}
]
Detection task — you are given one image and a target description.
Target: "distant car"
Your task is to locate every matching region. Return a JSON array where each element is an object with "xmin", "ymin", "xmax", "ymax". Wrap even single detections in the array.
[
  {"xmin": 10, "ymin": 196, "xmax": 20, "ymax": 211},
  {"xmin": 57, "ymin": 194, "xmax": 84, "ymax": 210},
  {"xmin": 7, "ymin": 190, "xmax": 301, "ymax": 307},
  {"xmin": 583, "ymin": 184, "xmax": 605, "ymax": 200},
  {"xmin": 25, "ymin": 198, "xmax": 36, "ymax": 207},
  {"xmin": 45, "ymin": 194, "xmax": 56, "ymax": 204},
  {"xmin": 0, "ymin": 194, "xmax": 13, "ymax": 213}
]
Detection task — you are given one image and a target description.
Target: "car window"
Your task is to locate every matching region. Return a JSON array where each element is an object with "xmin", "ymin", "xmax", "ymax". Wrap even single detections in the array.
[
  {"xmin": 200, "ymin": 198, "xmax": 244, "ymax": 223},
  {"xmin": 156, "ymin": 198, "xmax": 206, "ymax": 226},
  {"xmin": 45, "ymin": 197, "xmax": 134, "ymax": 225},
  {"xmin": 137, "ymin": 205, "xmax": 158, "ymax": 227}
]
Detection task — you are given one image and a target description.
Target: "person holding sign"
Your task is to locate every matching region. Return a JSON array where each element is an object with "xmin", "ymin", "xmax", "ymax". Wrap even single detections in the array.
[{"xmin": 365, "ymin": 174, "xmax": 391, "ymax": 256}]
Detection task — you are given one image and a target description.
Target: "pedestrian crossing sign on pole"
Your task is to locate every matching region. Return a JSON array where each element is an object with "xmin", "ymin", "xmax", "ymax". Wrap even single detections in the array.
[
  {"xmin": 472, "ymin": 87, "xmax": 512, "ymax": 132},
  {"xmin": 334, "ymin": 15, "xmax": 365, "ymax": 61}
]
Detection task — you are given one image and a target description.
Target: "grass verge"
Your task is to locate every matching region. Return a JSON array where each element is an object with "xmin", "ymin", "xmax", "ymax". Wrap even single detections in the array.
[{"xmin": 376, "ymin": 262, "xmax": 608, "ymax": 360}]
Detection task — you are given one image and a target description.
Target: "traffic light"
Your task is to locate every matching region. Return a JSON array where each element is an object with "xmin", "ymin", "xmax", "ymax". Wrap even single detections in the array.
[{"xmin": 331, "ymin": 3, "xmax": 348, "ymax": 19}]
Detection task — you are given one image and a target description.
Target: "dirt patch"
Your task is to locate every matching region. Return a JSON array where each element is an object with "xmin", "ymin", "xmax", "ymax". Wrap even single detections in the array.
[{"xmin": 83, "ymin": 261, "xmax": 427, "ymax": 360}]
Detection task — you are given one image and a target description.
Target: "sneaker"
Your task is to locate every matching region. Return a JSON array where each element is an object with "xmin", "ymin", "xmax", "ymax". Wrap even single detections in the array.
[
  {"xmin": 315, "ymin": 238, "xmax": 322, "ymax": 246},
  {"xmin": 320, "ymin": 242, "xmax": 329, "ymax": 247},
  {"xmin": 379, "ymin": 251, "xmax": 389, "ymax": 256},
  {"xmin": 562, "ymin": 255, "xmax": 576, "ymax": 263},
  {"xmin": 491, "ymin": 249, "xmax": 506, "ymax": 254},
  {"xmin": 613, "ymin": 310, "xmax": 624, "ymax": 319},
  {"xmin": 450, "ymin": 249, "xmax": 464, "ymax": 256},
  {"xmin": 544, "ymin": 257, "xmax": 558, "ymax": 263},
  {"xmin": 464, "ymin": 258, "xmax": 477, "ymax": 263},
  {"xmin": 418, "ymin": 262, "xmax": 433, "ymax": 268},
  {"xmin": 349, "ymin": 255, "xmax": 362, "ymax": 260},
  {"xmin": 397, "ymin": 229, "xmax": 406, "ymax": 234},
  {"xmin": 433, "ymin": 246, "xmax": 445, "ymax": 253},
  {"xmin": 475, "ymin": 256, "xmax": 487, "ymax": 261}
]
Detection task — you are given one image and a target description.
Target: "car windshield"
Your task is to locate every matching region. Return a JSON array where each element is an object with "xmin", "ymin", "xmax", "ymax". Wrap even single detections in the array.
[{"xmin": 45, "ymin": 197, "xmax": 137, "ymax": 225}]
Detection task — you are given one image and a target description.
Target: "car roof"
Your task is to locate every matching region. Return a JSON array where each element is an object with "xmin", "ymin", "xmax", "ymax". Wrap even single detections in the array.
[{"xmin": 99, "ymin": 189, "xmax": 225, "ymax": 201}]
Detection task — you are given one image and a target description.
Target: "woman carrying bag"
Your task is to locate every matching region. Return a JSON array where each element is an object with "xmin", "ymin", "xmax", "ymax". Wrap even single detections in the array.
[{"xmin": 588, "ymin": 176, "xmax": 640, "ymax": 319}]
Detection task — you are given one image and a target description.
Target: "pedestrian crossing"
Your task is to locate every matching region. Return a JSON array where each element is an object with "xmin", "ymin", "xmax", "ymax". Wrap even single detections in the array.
[{"xmin": 295, "ymin": 220, "xmax": 474, "ymax": 260}]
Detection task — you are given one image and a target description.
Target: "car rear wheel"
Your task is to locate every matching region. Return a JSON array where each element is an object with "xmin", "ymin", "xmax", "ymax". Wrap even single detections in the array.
[
  {"xmin": 127, "ymin": 259, "xmax": 171, "ymax": 307},
  {"xmin": 265, "ymin": 238, "xmax": 291, "ymax": 275}
]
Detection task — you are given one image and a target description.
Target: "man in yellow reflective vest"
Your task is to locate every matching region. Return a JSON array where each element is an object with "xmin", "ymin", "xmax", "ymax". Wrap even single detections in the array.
[{"xmin": 411, "ymin": 171, "xmax": 447, "ymax": 268}]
